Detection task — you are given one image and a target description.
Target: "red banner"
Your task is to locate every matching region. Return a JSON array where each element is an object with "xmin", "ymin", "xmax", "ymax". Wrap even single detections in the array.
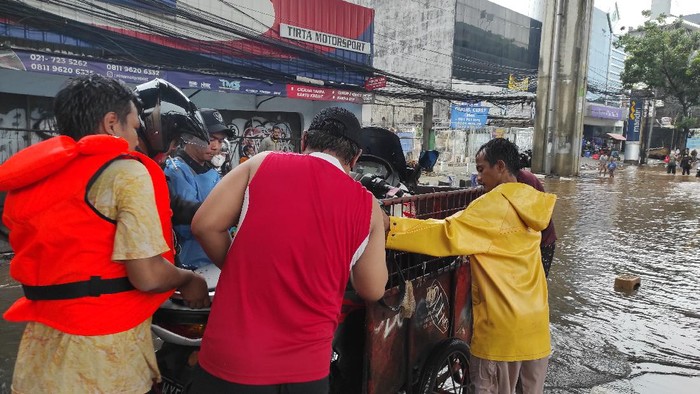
[
  {"xmin": 365, "ymin": 76, "xmax": 387, "ymax": 91},
  {"xmin": 286, "ymin": 84, "xmax": 364, "ymax": 103}
]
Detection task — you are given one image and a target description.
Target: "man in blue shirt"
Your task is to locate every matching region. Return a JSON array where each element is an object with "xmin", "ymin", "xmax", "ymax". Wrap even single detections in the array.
[{"xmin": 165, "ymin": 108, "xmax": 232, "ymax": 269}]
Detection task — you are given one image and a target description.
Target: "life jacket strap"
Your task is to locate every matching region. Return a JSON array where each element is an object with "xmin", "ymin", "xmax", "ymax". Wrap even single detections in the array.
[{"xmin": 22, "ymin": 276, "xmax": 134, "ymax": 300}]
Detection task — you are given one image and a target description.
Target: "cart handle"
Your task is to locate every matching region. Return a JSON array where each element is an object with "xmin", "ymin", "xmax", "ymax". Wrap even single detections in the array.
[
  {"xmin": 378, "ymin": 282, "xmax": 406, "ymax": 313},
  {"xmin": 378, "ymin": 253, "xmax": 407, "ymax": 313}
]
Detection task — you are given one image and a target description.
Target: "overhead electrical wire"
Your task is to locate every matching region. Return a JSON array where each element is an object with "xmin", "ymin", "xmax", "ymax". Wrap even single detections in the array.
[
  {"xmin": 19, "ymin": 3, "xmax": 532, "ymax": 103},
  {"xmin": 0, "ymin": 0, "xmax": 541, "ymax": 104}
]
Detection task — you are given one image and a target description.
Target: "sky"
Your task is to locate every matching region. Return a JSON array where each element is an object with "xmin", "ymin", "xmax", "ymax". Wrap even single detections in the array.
[
  {"xmin": 596, "ymin": 0, "xmax": 700, "ymax": 29},
  {"xmin": 489, "ymin": 0, "xmax": 700, "ymax": 28}
]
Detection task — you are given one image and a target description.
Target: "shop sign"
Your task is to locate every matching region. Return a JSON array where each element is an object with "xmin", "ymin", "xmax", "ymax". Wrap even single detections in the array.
[
  {"xmin": 588, "ymin": 104, "xmax": 624, "ymax": 120},
  {"xmin": 365, "ymin": 76, "xmax": 386, "ymax": 91},
  {"xmin": 168, "ymin": 72, "xmax": 285, "ymax": 95},
  {"xmin": 450, "ymin": 103, "xmax": 488, "ymax": 128},
  {"xmin": 9, "ymin": 0, "xmax": 374, "ymax": 85},
  {"xmin": 11, "ymin": 51, "xmax": 162, "ymax": 84},
  {"xmin": 280, "ymin": 23, "xmax": 371, "ymax": 55},
  {"xmin": 7, "ymin": 49, "xmax": 371, "ymax": 103},
  {"xmin": 286, "ymin": 84, "xmax": 363, "ymax": 103},
  {"xmin": 8, "ymin": 50, "xmax": 285, "ymax": 96}
]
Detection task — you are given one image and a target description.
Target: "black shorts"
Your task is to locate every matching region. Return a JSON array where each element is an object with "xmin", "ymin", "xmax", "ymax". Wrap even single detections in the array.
[
  {"xmin": 540, "ymin": 242, "xmax": 556, "ymax": 277},
  {"xmin": 186, "ymin": 365, "xmax": 329, "ymax": 394}
]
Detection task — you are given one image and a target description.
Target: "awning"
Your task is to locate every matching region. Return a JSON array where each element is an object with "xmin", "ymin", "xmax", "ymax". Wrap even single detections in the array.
[{"xmin": 606, "ymin": 133, "xmax": 626, "ymax": 141}]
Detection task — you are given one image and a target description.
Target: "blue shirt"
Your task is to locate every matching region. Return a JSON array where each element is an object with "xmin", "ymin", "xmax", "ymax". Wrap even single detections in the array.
[{"xmin": 164, "ymin": 153, "xmax": 220, "ymax": 269}]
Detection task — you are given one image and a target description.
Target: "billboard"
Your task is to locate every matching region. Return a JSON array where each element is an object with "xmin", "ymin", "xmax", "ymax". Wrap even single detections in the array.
[
  {"xmin": 587, "ymin": 104, "xmax": 625, "ymax": 120},
  {"xmin": 626, "ymin": 96, "xmax": 642, "ymax": 141},
  {"xmin": 4, "ymin": 49, "xmax": 366, "ymax": 104},
  {"xmin": 0, "ymin": 0, "xmax": 374, "ymax": 85},
  {"xmin": 6, "ymin": 50, "xmax": 286, "ymax": 96}
]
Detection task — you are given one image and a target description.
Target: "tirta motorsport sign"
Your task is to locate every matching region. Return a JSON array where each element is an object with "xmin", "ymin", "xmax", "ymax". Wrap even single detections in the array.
[{"xmin": 280, "ymin": 23, "xmax": 371, "ymax": 54}]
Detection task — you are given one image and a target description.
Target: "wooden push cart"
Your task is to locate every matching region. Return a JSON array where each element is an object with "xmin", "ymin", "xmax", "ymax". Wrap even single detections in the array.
[{"xmin": 331, "ymin": 187, "xmax": 484, "ymax": 394}]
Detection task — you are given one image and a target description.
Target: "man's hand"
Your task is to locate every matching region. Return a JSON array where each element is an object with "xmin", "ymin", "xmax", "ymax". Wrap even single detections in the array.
[
  {"xmin": 124, "ymin": 256, "xmax": 211, "ymax": 308},
  {"xmin": 178, "ymin": 271, "xmax": 211, "ymax": 309}
]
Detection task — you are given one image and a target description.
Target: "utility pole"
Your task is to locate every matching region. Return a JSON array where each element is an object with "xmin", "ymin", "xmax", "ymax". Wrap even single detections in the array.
[
  {"xmin": 533, "ymin": 0, "xmax": 595, "ymax": 176},
  {"xmin": 638, "ymin": 99, "xmax": 647, "ymax": 165},
  {"xmin": 638, "ymin": 97, "xmax": 655, "ymax": 165},
  {"xmin": 422, "ymin": 98, "xmax": 434, "ymax": 151}
]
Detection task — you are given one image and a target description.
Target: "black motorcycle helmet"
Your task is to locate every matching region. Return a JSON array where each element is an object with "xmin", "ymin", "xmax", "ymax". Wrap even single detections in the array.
[{"xmin": 134, "ymin": 78, "xmax": 208, "ymax": 156}]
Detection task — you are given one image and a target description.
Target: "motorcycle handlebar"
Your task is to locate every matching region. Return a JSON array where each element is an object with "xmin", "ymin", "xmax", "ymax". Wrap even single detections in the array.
[{"xmin": 359, "ymin": 174, "xmax": 404, "ymax": 199}]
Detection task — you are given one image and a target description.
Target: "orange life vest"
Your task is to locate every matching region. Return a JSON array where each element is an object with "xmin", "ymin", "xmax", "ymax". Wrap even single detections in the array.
[{"xmin": 0, "ymin": 135, "xmax": 175, "ymax": 336}]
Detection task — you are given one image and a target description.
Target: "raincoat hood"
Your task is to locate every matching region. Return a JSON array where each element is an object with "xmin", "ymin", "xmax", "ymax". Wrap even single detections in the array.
[
  {"xmin": 493, "ymin": 182, "xmax": 556, "ymax": 232},
  {"xmin": 0, "ymin": 135, "xmax": 128, "ymax": 192}
]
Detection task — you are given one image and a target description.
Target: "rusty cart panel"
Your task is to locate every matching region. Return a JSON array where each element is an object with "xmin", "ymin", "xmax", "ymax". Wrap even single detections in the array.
[{"xmin": 362, "ymin": 188, "xmax": 482, "ymax": 394}]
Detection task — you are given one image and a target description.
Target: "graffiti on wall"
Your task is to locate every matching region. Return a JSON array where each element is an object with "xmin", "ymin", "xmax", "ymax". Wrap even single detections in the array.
[
  {"xmin": 232, "ymin": 117, "xmax": 295, "ymax": 154},
  {"xmin": 218, "ymin": 110, "xmax": 302, "ymax": 163},
  {"xmin": 0, "ymin": 93, "xmax": 56, "ymax": 165},
  {"xmin": 0, "ymin": 95, "xmax": 56, "ymax": 242},
  {"xmin": 0, "ymin": 95, "xmax": 306, "ymax": 171}
]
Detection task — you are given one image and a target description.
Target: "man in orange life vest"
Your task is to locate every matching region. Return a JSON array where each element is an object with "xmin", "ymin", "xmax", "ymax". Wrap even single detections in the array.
[{"xmin": 0, "ymin": 75, "xmax": 210, "ymax": 394}]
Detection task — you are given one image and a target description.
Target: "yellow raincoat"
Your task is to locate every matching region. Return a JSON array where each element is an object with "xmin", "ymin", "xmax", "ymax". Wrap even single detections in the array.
[{"xmin": 386, "ymin": 182, "xmax": 556, "ymax": 361}]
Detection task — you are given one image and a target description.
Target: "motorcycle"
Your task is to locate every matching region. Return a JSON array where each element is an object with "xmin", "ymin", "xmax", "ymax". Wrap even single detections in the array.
[
  {"xmin": 351, "ymin": 126, "xmax": 433, "ymax": 198},
  {"xmin": 151, "ymin": 264, "xmax": 219, "ymax": 394},
  {"xmin": 151, "ymin": 126, "xmax": 433, "ymax": 393}
]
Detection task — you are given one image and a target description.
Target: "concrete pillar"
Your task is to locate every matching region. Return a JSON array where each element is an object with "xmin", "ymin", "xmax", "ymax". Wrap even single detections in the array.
[{"xmin": 533, "ymin": 0, "xmax": 595, "ymax": 176}]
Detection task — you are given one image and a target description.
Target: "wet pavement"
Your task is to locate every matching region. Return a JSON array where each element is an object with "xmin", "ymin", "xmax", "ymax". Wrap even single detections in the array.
[
  {"xmin": 543, "ymin": 160, "xmax": 700, "ymax": 393},
  {"xmin": 0, "ymin": 159, "xmax": 699, "ymax": 393}
]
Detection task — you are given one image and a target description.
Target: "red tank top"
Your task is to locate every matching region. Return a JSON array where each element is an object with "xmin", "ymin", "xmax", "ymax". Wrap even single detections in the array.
[
  {"xmin": 1, "ymin": 135, "xmax": 174, "ymax": 335},
  {"xmin": 199, "ymin": 152, "xmax": 372, "ymax": 384}
]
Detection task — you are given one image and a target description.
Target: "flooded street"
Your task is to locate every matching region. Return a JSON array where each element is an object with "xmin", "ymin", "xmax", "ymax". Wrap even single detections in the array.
[
  {"xmin": 0, "ymin": 162, "xmax": 699, "ymax": 393},
  {"xmin": 543, "ymin": 162, "xmax": 700, "ymax": 393}
]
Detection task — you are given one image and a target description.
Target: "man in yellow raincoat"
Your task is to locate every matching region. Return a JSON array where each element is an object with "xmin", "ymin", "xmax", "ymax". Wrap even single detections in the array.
[{"xmin": 386, "ymin": 138, "xmax": 556, "ymax": 393}]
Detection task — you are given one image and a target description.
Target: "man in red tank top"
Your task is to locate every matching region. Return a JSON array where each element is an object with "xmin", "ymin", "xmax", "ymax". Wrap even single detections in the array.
[{"xmin": 190, "ymin": 107, "xmax": 389, "ymax": 394}]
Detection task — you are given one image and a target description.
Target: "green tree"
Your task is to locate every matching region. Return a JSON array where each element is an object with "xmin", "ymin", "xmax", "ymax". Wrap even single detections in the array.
[{"xmin": 616, "ymin": 12, "xmax": 700, "ymax": 149}]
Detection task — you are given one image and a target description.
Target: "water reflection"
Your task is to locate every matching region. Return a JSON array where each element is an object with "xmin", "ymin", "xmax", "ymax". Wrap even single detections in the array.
[{"xmin": 0, "ymin": 164, "xmax": 698, "ymax": 393}]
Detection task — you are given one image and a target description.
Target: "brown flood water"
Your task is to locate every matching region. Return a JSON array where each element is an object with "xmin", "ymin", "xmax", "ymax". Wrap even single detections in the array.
[
  {"xmin": 544, "ymin": 162, "xmax": 700, "ymax": 393},
  {"xmin": 0, "ymin": 162, "xmax": 698, "ymax": 393}
]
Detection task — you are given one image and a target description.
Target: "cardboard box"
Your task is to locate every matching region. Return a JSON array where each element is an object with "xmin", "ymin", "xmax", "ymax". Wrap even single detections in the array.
[{"xmin": 614, "ymin": 274, "xmax": 641, "ymax": 292}]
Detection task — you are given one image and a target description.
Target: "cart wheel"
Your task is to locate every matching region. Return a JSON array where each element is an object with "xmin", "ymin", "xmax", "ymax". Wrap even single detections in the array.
[{"xmin": 418, "ymin": 338, "xmax": 470, "ymax": 394}]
